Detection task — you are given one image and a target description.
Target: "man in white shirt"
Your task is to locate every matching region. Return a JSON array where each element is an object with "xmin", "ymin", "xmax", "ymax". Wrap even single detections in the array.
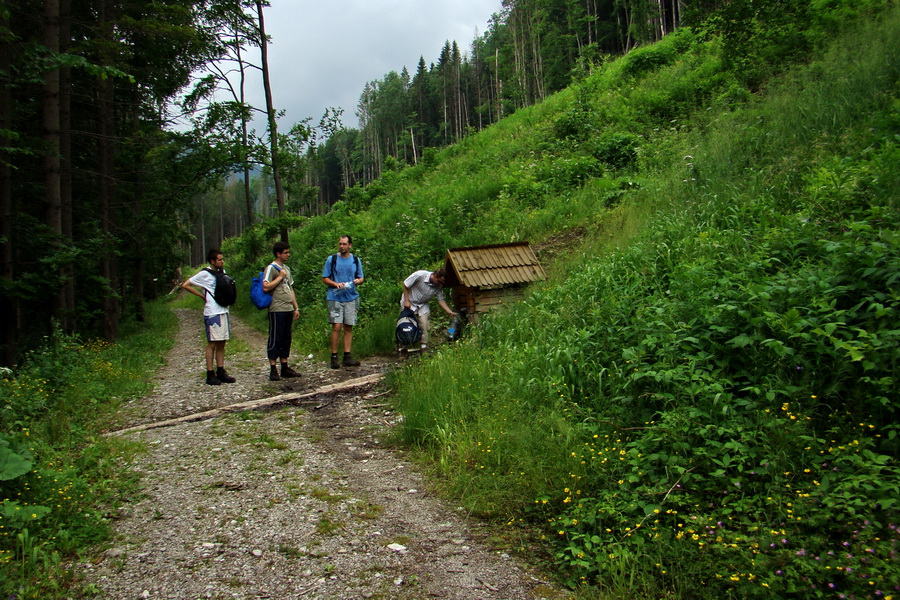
[
  {"xmin": 181, "ymin": 248, "xmax": 236, "ymax": 385},
  {"xmin": 400, "ymin": 268, "xmax": 457, "ymax": 351}
]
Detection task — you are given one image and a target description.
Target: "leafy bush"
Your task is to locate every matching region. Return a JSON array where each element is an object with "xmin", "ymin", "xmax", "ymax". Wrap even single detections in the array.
[
  {"xmin": 0, "ymin": 302, "xmax": 174, "ymax": 597},
  {"xmin": 389, "ymin": 7, "xmax": 900, "ymax": 599}
]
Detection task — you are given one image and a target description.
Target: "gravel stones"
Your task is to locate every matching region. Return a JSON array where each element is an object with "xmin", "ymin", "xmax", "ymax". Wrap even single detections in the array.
[{"xmin": 76, "ymin": 308, "xmax": 564, "ymax": 600}]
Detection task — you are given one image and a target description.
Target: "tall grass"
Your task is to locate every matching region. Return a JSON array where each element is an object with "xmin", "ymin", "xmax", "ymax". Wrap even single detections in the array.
[
  {"xmin": 0, "ymin": 299, "xmax": 177, "ymax": 597},
  {"xmin": 390, "ymin": 6, "xmax": 900, "ymax": 599}
]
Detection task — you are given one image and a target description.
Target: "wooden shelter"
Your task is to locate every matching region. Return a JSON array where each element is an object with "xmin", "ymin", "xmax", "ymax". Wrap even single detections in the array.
[{"xmin": 443, "ymin": 242, "xmax": 546, "ymax": 324}]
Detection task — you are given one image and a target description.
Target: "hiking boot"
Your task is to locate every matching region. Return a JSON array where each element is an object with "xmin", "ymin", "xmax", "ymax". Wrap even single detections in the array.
[
  {"xmin": 280, "ymin": 364, "xmax": 300, "ymax": 378},
  {"xmin": 216, "ymin": 368, "xmax": 236, "ymax": 384},
  {"xmin": 206, "ymin": 371, "xmax": 222, "ymax": 386},
  {"xmin": 330, "ymin": 355, "xmax": 341, "ymax": 369},
  {"xmin": 269, "ymin": 366, "xmax": 281, "ymax": 381},
  {"xmin": 342, "ymin": 353, "xmax": 360, "ymax": 367}
]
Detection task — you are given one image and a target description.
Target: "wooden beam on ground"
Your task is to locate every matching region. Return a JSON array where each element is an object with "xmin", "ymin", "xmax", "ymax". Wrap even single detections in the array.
[{"xmin": 105, "ymin": 373, "xmax": 385, "ymax": 436}]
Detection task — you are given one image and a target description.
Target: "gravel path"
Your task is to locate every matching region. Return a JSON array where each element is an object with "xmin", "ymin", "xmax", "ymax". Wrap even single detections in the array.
[{"xmin": 79, "ymin": 308, "xmax": 567, "ymax": 600}]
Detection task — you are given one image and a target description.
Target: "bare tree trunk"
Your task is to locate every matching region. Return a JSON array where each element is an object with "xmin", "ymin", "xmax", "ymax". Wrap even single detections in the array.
[
  {"xmin": 60, "ymin": 0, "xmax": 75, "ymax": 333},
  {"xmin": 98, "ymin": 0, "xmax": 120, "ymax": 340},
  {"xmin": 235, "ymin": 29, "xmax": 254, "ymax": 226},
  {"xmin": 495, "ymin": 49, "xmax": 502, "ymax": 122},
  {"xmin": 43, "ymin": 0, "xmax": 63, "ymax": 331},
  {"xmin": 255, "ymin": 1, "xmax": 287, "ymax": 242},
  {"xmin": 0, "ymin": 11, "xmax": 15, "ymax": 366}
]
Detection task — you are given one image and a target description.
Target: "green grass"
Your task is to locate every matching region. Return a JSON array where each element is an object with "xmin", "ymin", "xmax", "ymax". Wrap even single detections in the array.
[
  {"xmin": 385, "ymin": 7, "xmax": 900, "ymax": 598},
  {"xmin": 0, "ymin": 299, "xmax": 178, "ymax": 597}
]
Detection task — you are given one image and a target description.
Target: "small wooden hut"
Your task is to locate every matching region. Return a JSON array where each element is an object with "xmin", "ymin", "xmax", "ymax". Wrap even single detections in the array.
[{"xmin": 443, "ymin": 242, "xmax": 546, "ymax": 324}]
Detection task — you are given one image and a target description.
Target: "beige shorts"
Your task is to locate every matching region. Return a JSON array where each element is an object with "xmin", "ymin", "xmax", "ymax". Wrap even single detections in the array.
[{"xmin": 328, "ymin": 298, "xmax": 360, "ymax": 325}]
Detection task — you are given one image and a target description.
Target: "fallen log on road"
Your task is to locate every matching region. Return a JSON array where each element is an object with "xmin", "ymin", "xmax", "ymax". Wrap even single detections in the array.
[{"xmin": 105, "ymin": 372, "xmax": 385, "ymax": 436}]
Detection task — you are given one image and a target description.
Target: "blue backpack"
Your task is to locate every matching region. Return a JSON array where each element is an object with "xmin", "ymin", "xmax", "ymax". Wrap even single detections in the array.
[{"xmin": 250, "ymin": 264, "xmax": 281, "ymax": 310}]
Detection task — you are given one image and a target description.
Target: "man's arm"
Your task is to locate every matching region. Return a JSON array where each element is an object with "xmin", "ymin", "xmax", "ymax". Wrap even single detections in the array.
[
  {"xmin": 290, "ymin": 287, "xmax": 299, "ymax": 320},
  {"xmin": 437, "ymin": 299, "xmax": 457, "ymax": 317},
  {"xmin": 262, "ymin": 264, "xmax": 286, "ymax": 293},
  {"xmin": 323, "ymin": 276, "xmax": 346, "ymax": 289},
  {"xmin": 181, "ymin": 277, "xmax": 205, "ymax": 300},
  {"xmin": 402, "ymin": 283, "xmax": 411, "ymax": 308}
]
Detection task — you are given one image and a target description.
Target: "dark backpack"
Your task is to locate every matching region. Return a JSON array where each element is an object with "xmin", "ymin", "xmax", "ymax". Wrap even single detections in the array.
[
  {"xmin": 329, "ymin": 253, "xmax": 361, "ymax": 281},
  {"xmin": 204, "ymin": 267, "xmax": 237, "ymax": 307},
  {"xmin": 249, "ymin": 264, "xmax": 281, "ymax": 310},
  {"xmin": 395, "ymin": 308, "xmax": 421, "ymax": 347}
]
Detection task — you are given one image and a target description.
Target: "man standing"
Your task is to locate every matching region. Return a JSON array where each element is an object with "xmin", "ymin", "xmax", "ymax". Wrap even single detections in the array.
[
  {"xmin": 181, "ymin": 248, "xmax": 237, "ymax": 385},
  {"xmin": 321, "ymin": 235, "xmax": 364, "ymax": 369},
  {"xmin": 400, "ymin": 268, "xmax": 457, "ymax": 352},
  {"xmin": 263, "ymin": 241, "xmax": 301, "ymax": 381}
]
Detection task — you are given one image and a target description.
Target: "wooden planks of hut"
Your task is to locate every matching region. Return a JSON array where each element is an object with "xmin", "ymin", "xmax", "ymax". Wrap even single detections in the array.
[{"xmin": 443, "ymin": 242, "xmax": 546, "ymax": 324}]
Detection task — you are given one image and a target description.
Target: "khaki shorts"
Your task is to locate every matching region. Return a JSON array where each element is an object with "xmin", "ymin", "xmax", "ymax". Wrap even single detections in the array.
[{"xmin": 328, "ymin": 298, "xmax": 360, "ymax": 325}]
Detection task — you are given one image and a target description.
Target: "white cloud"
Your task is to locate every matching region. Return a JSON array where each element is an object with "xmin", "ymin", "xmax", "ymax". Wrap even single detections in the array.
[{"xmin": 245, "ymin": 0, "xmax": 500, "ymax": 130}]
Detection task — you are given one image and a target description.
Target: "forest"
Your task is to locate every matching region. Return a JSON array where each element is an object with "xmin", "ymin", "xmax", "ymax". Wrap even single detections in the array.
[
  {"xmin": 1, "ymin": 0, "xmax": 781, "ymax": 368},
  {"xmin": 1, "ymin": 0, "xmax": 898, "ymax": 598}
]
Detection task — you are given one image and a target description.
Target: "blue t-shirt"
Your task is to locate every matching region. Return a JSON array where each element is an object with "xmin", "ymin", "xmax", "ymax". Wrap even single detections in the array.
[{"xmin": 322, "ymin": 254, "xmax": 363, "ymax": 302}]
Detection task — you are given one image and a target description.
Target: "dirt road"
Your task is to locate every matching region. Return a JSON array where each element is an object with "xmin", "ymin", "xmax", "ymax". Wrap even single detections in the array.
[{"xmin": 78, "ymin": 308, "xmax": 568, "ymax": 600}]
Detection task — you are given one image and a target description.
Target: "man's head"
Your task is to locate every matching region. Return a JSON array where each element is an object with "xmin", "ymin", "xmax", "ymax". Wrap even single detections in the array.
[
  {"xmin": 273, "ymin": 241, "xmax": 290, "ymax": 260},
  {"xmin": 207, "ymin": 248, "xmax": 224, "ymax": 269},
  {"xmin": 338, "ymin": 235, "xmax": 352, "ymax": 256},
  {"xmin": 430, "ymin": 268, "xmax": 447, "ymax": 285}
]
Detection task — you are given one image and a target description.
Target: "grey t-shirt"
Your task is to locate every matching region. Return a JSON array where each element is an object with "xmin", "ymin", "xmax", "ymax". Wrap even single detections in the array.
[{"xmin": 263, "ymin": 263, "xmax": 295, "ymax": 312}]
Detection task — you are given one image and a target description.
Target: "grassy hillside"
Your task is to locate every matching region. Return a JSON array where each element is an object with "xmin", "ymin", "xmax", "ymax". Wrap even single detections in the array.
[{"xmin": 223, "ymin": 5, "xmax": 899, "ymax": 598}]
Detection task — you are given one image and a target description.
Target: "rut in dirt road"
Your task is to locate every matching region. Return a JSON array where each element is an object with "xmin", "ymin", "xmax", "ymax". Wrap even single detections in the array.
[{"xmin": 78, "ymin": 308, "xmax": 569, "ymax": 600}]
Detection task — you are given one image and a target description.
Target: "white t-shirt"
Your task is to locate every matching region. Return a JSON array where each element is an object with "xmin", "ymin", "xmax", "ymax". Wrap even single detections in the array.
[{"xmin": 189, "ymin": 269, "xmax": 229, "ymax": 316}]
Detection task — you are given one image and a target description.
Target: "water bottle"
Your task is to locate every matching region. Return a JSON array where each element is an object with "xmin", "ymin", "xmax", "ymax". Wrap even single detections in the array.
[{"xmin": 448, "ymin": 314, "xmax": 460, "ymax": 340}]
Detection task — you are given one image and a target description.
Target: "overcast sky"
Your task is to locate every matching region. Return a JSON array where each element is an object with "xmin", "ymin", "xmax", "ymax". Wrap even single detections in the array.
[{"xmin": 242, "ymin": 0, "xmax": 501, "ymax": 131}]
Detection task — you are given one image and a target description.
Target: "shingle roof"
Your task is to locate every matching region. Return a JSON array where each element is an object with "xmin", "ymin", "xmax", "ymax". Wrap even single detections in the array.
[{"xmin": 444, "ymin": 242, "xmax": 546, "ymax": 288}]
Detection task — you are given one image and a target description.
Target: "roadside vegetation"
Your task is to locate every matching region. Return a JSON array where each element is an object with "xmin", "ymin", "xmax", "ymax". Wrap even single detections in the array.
[
  {"xmin": 389, "ymin": 7, "xmax": 900, "ymax": 600},
  {"xmin": 1, "ymin": 1, "xmax": 896, "ymax": 598},
  {"xmin": 0, "ymin": 302, "xmax": 176, "ymax": 597}
]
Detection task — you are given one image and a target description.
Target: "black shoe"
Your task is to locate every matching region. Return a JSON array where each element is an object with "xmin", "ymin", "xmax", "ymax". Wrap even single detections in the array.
[
  {"xmin": 280, "ymin": 365, "xmax": 300, "ymax": 378},
  {"xmin": 330, "ymin": 355, "xmax": 341, "ymax": 369},
  {"xmin": 342, "ymin": 353, "xmax": 360, "ymax": 367},
  {"xmin": 206, "ymin": 371, "xmax": 222, "ymax": 386},
  {"xmin": 216, "ymin": 368, "xmax": 236, "ymax": 384},
  {"xmin": 269, "ymin": 367, "xmax": 281, "ymax": 381}
]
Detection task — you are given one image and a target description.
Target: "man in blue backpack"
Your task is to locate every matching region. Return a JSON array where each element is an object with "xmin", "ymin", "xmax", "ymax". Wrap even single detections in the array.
[
  {"xmin": 263, "ymin": 241, "xmax": 301, "ymax": 381},
  {"xmin": 180, "ymin": 248, "xmax": 236, "ymax": 385},
  {"xmin": 321, "ymin": 235, "xmax": 364, "ymax": 369}
]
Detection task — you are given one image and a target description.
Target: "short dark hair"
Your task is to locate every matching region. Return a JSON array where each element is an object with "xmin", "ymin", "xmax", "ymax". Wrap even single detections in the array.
[
  {"xmin": 273, "ymin": 241, "xmax": 290, "ymax": 256},
  {"xmin": 207, "ymin": 248, "xmax": 222, "ymax": 263},
  {"xmin": 340, "ymin": 235, "xmax": 352, "ymax": 245},
  {"xmin": 433, "ymin": 268, "xmax": 447, "ymax": 278}
]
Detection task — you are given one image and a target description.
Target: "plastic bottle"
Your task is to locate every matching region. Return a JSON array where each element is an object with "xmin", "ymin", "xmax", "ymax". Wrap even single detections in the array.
[{"xmin": 448, "ymin": 314, "xmax": 460, "ymax": 340}]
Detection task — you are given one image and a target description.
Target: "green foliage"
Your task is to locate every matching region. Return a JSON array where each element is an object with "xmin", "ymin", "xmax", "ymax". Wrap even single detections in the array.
[
  {"xmin": 0, "ymin": 437, "xmax": 32, "ymax": 482},
  {"xmin": 381, "ymin": 5, "xmax": 900, "ymax": 599},
  {"xmin": 0, "ymin": 300, "xmax": 175, "ymax": 597}
]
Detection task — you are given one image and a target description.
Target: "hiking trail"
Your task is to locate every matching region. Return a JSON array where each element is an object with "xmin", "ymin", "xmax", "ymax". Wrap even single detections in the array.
[{"xmin": 77, "ymin": 308, "xmax": 567, "ymax": 600}]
